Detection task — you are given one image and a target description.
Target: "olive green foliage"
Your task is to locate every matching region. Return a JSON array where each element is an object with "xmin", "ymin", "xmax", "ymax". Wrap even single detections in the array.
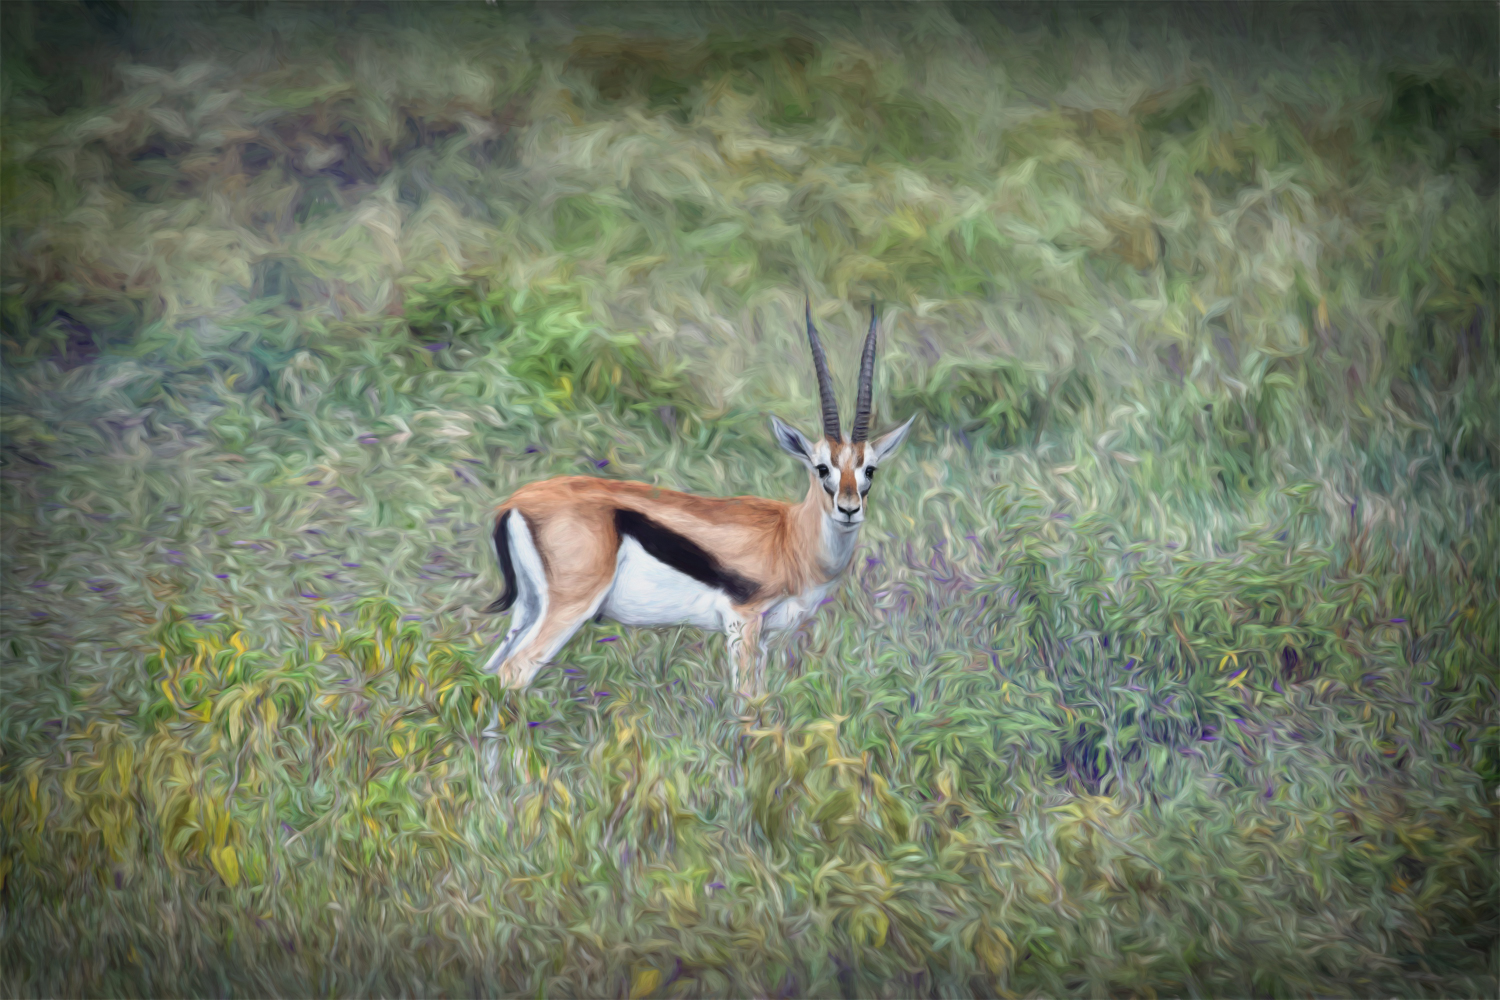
[{"xmin": 1, "ymin": 1, "xmax": 1497, "ymax": 997}]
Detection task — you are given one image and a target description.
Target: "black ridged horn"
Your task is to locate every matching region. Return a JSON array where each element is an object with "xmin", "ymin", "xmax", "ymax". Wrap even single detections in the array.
[
  {"xmin": 805, "ymin": 300, "xmax": 841, "ymax": 440},
  {"xmin": 850, "ymin": 303, "xmax": 878, "ymax": 444}
]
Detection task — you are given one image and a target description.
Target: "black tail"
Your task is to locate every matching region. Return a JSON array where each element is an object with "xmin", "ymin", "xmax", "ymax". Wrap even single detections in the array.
[{"xmin": 483, "ymin": 510, "xmax": 517, "ymax": 614}]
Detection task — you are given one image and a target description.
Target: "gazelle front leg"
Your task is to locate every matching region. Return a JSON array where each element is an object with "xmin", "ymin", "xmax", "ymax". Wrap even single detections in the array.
[{"xmin": 726, "ymin": 609, "xmax": 767, "ymax": 700}]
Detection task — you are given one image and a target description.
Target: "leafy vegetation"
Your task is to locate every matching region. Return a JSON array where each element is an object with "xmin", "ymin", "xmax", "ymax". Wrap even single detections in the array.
[{"xmin": 2, "ymin": 1, "xmax": 1496, "ymax": 996}]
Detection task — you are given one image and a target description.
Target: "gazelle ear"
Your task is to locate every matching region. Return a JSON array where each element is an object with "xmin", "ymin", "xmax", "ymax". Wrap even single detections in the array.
[
  {"xmin": 770, "ymin": 415, "xmax": 816, "ymax": 467},
  {"xmin": 868, "ymin": 414, "xmax": 916, "ymax": 464}
]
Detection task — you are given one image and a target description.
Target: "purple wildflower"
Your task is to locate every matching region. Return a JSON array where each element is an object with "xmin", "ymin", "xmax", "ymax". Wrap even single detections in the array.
[
  {"xmin": 597, "ymin": 636, "xmax": 618, "ymax": 643},
  {"xmin": 424, "ymin": 343, "xmax": 449, "ymax": 351},
  {"xmin": 594, "ymin": 459, "xmax": 609, "ymax": 469},
  {"xmin": 215, "ymin": 574, "xmax": 229, "ymax": 579},
  {"xmin": 308, "ymin": 480, "xmax": 322, "ymax": 486}
]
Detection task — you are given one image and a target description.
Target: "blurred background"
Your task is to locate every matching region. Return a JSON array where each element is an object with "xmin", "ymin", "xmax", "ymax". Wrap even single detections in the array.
[{"xmin": 1, "ymin": 1, "xmax": 1495, "ymax": 996}]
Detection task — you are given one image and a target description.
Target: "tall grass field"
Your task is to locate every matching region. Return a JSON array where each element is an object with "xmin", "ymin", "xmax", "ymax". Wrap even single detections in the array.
[{"xmin": 1, "ymin": 2, "xmax": 1496, "ymax": 996}]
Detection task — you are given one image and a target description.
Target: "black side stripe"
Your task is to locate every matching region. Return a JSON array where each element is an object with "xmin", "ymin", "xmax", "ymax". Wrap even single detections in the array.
[
  {"xmin": 483, "ymin": 510, "xmax": 518, "ymax": 614},
  {"xmin": 613, "ymin": 508, "xmax": 759, "ymax": 604}
]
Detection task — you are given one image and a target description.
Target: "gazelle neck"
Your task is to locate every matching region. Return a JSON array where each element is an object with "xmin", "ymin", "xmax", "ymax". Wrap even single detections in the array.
[{"xmin": 794, "ymin": 476, "xmax": 862, "ymax": 582}]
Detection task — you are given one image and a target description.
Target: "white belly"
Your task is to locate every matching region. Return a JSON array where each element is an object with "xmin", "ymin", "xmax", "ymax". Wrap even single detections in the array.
[
  {"xmin": 761, "ymin": 582, "xmax": 835, "ymax": 633},
  {"xmin": 598, "ymin": 536, "xmax": 734, "ymax": 630}
]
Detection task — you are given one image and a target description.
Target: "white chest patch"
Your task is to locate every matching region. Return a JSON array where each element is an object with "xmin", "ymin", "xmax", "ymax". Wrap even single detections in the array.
[
  {"xmin": 598, "ymin": 536, "xmax": 734, "ymax": 630},
  {"xmin": 762, "ymin": 581, "xmax": 837, "ymax": 634}
]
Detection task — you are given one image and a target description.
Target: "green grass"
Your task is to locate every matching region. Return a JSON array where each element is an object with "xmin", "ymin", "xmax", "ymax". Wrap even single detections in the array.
[{"xmin": 1, "ymin": 1, "xmax": 1497, "ymax": 996}]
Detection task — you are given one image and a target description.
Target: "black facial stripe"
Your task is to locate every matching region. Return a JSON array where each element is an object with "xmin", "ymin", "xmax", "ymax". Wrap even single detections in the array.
[{"xmin": 614, "ymin": 508, "xmax": 759, "ymax": 604}]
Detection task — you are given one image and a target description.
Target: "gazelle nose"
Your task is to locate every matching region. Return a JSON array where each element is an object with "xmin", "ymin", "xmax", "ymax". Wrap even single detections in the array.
[{"xmin": 837, "ymin": 502, "xmax": 860, "ymax": 516}]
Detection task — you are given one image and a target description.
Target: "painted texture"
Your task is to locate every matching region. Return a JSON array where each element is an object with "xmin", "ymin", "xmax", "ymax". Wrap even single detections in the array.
[{"xmin": 1, "ymin": 1, "xmax": 1497, "ymax": 997}]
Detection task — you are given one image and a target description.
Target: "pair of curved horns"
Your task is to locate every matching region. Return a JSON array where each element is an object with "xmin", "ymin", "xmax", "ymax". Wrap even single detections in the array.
[{"xmin": 804, "ymin": 301, "xmax": 879, "ymax": 443}]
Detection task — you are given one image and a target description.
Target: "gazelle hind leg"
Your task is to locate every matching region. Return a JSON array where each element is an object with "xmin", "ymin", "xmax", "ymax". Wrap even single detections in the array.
[
  {"xmin": 495, "ymin": 589, "xmax": 608, "ymax": 689},
  {"xmin": 489, "ymin": 506, "xmax": 619, "ymax": 690},
  {"xmin": 482, "ymin": 511, "xmax": 548, "ymax": 676}
]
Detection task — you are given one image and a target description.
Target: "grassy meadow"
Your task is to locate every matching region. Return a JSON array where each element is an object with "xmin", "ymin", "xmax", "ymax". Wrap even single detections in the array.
[{"xmin": 1, "ymin": 1, "xmax": 1497, "ymax": 996}]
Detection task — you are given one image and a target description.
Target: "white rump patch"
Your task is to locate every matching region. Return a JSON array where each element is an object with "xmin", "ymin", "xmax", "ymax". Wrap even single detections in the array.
[{"xmin": 482, "ymin": 511, "xmax": 549, "ymax": 674}]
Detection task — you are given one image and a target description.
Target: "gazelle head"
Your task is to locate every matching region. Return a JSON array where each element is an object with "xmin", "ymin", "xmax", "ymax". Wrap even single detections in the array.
[{"xmin": 771, "ymin": 301, "xmax": 916, "ymax": 529}]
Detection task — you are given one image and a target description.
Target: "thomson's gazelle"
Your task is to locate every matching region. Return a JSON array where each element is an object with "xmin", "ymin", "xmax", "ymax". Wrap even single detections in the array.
[{"xmin": 481, "ymin": 302, "xmax": 914, "ymax": 698}]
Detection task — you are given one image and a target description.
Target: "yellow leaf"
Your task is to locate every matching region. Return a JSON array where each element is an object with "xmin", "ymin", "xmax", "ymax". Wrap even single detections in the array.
[
  {"xmin": 1317, "ymin": 297, "xmax": 1329, "ymax": 330},
  {"xmin": 871, "ymin": 909, "xmax": 889, "ymax": 948},
  {"xmin": 230, "ymin": 632, "xmax": 247, "ymax": 654},
  {"xmin": 521, "ymin": 795, "xmax": 544, "ymax": 836},
  {"xmin": 391, "ymin": 735, "xmax": 405, "ymax": 757},
  {"xmin": 976, "ymin": 925, "xmax": 1014, "ymax": 975},
  {"xmin": 630, "ymin": 967, "xmax": 662, "ymax": 999},
  {"xmin": 212, "ymin": 845, "xmax": 240, "ymax": 886}
]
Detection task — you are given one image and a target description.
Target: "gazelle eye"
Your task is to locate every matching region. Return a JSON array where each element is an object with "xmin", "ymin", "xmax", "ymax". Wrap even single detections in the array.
[
  {"xmin": 864, "ymin": 466, "xmax": 876, "ymax": 479},
  {"xmin": 815, "ymin": 464, "xmax": 830, "ymax": 477}
]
